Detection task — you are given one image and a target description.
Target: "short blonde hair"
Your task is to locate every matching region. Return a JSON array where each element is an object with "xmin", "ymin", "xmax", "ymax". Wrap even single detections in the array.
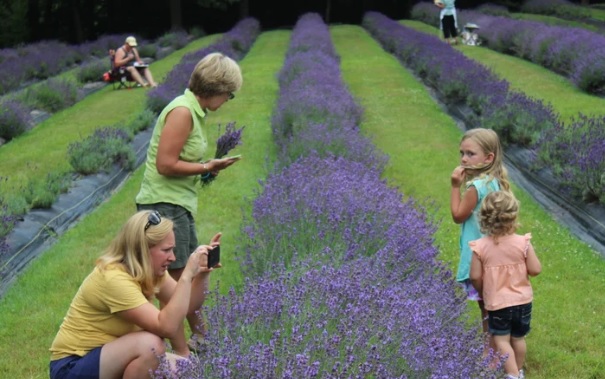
[
  {"xmin": 479, "ymin": 191, "xmax": 520, "ymax": 240},
  {"xmin": 96, "ymin": 211, "xmax": 174, "ymax": 299},
  {"xmin": 188, "ymin": 52, "xmax": 243, "ymax": 98}
]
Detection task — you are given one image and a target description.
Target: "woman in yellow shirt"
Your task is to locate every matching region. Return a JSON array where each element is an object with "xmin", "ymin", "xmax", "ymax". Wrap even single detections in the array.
[{"xmin": 50, "ymin": 210, "xmax": 220, "ymax": 378}]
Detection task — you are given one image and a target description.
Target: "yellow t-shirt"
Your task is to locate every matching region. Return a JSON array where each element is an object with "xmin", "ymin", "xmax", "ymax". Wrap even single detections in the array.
[{"xmin": 49, "ymin": 266, "xmax": 151, "ymax": 360}]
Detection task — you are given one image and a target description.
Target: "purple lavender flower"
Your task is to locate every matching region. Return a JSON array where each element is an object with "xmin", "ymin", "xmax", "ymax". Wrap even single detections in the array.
[
  {"xmin": 214, "ymin": 122, "xmax": 244, "ymax": 159},
  {"xmin": 200, "ymin": 122, "xmax": 245, "ymax": 186}
]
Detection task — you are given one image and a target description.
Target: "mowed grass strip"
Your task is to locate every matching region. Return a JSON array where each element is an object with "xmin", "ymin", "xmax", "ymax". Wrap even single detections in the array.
[
  {"xmin": 0, "ymin": 30, "xmax": 288, "ymax": 378},
  {"xmin": 401, "ymin": 20, "xmax": 605, "ymax": 121},
  {"xmin": 0, "ymin": 34, "xmax": 220, "ymax": 197},
  {"xmin": 332, "ymin": 24, "xmax": 605, "ymax": 379}
]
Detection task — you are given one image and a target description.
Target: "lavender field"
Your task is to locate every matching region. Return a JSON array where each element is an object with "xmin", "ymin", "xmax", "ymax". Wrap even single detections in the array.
[{"xmin": 1, "ymin": 9, "xmax": 604, "ymax": 379}]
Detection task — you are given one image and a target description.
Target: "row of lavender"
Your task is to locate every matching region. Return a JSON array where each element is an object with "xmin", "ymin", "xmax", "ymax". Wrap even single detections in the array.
[
  {"xmin": 364, "ymin": 12, "xmax": 605, "ymax": 205},
  {"xmin": 146, "ymin": 19, "xmax": 260, "ymax": 114},
  {"xmin": 158, "ymin": 13, "xmax": 495, "ymax": 379},
  {"xmin": 412, "ymin": 2, "xmax": 605, "ymax": 95},
  {"xmin": 521, "ymin": 0, "xmax": 599, "ymax": 24}
]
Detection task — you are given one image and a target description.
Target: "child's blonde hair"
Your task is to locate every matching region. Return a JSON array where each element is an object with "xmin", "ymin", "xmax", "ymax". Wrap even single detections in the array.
[
  {"xmin": 462, "ymin": 128, "xmax": 510, "ymax": 191},
  {"xmin": 479, "ymin": 191, "xmax": 520, "ymax": 241}
]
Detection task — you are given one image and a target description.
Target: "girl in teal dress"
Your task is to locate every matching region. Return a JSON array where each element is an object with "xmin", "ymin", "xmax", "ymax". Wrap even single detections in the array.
[{"xmin": 450, "ymin": 128, "xmax": 511, "ymax": 351}]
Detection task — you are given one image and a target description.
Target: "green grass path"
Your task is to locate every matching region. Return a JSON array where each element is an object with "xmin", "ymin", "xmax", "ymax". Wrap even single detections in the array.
[
  {"xmin": 401, "ymin": 20, "xmax": 605, "ymax": 121},
  {"xmin": 0, "ymin": 31, "xmax": 288, "ymax": 378},
  {"xmin": 331, "ymin": 24, "xmax": 605, "ymax": 379}
]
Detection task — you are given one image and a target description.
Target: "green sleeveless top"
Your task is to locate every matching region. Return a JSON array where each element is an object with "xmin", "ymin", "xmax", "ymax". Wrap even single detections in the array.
[{"xmin": 135, "ymin": 89, "xmax": 208, "ymax": 216}]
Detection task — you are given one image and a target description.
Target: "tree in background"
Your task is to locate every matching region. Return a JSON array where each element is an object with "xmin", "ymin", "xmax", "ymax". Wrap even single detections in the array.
[{"xmin": 0, "ymin": 0, "xmax": 29, "ymax": 46}]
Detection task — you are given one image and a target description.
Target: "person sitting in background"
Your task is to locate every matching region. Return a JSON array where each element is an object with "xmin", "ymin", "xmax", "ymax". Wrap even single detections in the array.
[
  {"xmin": 114, "ymin": 36, "xmax": 158, "ymax": 87},
  {"xmin": 49, "ymin": 210, "xmax": 221, "ymax": 379}
]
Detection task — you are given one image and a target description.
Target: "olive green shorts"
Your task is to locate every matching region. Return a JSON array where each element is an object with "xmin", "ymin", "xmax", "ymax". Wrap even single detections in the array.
[{"xmin": 137, "ymin": 202, "xmax": 198, "ymax": 269}]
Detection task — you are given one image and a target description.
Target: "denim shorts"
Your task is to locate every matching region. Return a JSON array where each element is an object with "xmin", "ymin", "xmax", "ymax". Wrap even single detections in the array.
[
  {"xmin": 137, "ymin": 202, "xmax": 198, "ymax": 269},
  {"xmin": 488, "ymin": 302, "xmax": 532, "ymax": 337},
  {"xmin": 49, "ymin": 347, "xmax": 101, "ymax": 379}
]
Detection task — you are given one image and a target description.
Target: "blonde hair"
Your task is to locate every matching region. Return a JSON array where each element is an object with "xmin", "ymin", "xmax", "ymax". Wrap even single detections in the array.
[
  {"xmin": 96, "ymin": 211, "xmax": 174, "ymax": 299},
  {"xmin": 462, "ymin": 128, "xmax": 510, "ymax": 191},
  {"xmin": 479, "ymin": 191, "xmax": 520, "ymax": 241},
  {"xmin": 188, "ymin": 52, "xmax": 243, "ymax": 98}
]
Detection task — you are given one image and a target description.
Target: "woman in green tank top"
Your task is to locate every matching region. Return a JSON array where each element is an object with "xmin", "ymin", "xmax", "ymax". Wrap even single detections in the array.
[{"xmin": 136, "ymin": 53, "xmax": 243, "ymax": 348}]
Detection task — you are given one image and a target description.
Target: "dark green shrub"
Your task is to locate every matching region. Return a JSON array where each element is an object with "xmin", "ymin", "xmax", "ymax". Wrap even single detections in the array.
[
  {"xmin": 157, "ymin": 31, "xmax": 188, "ymax": 49},
  {"xmin": 23, "ymin": 171, "xmax": 71, "ymax": 209},
  {"xmin": 128, "ymin": 109, "xmax": 156, "ymax": 133},
  {"xmin": 137, "ymin": 44, "xmax": 158, "ymax": 59},
  {"xmin": 189, "ymin": 26, "xmax": 206, "ymax": 39},
  {"xmin": 68, "ymin": 127, "xmax": 135, "ymax": 175},
  {"xmin": 22, "ymin": 78, "xmax": 79, "ymax": 113},
  {"xmin": 77, "ymin": 59, "xmax": 108, "ymax": 83},
  {"xmin": 0, "ymin": 177, "xmax": 27, "ymax": 239}
]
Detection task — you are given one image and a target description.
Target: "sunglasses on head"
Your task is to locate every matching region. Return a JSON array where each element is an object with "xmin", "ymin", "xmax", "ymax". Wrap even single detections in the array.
[{"xmin": 144, "ymin": 210, "xmax": 161, "ymax": 231}]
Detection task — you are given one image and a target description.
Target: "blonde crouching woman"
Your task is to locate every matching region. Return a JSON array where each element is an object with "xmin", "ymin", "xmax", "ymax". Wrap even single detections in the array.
[{"xmin": 50, "ymin": 210, "xmax": 220, "ymax": 379}]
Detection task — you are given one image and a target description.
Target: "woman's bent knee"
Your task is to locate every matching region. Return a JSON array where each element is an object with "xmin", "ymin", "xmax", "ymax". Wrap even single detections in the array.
[{"xmin": 137, "ymin": 332, "xmax": 167, "ymax": 356}]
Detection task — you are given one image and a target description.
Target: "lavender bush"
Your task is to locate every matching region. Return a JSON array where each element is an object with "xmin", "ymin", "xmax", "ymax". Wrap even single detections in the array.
[
  {"xmin": 76, "ymin": 58, "xmax": 108, "ymax": 83},
  {"xmin": 67, "ymin": 127, "xmax": 135, "ymax": 175},
  {"xmin": 20, "ymin": 78, "xmax": 80, "ymax": 113},
  {"xmin": 239, "ymin": 156, "xmax": 431, "ymax": 276},
  {"xmin": 0, "ymin": 99, "xmax": 33, "ymax": 141},
  {"xmin": 23, "ymin": 171, "xmax": 71, "ymax": 209},
  {"xmin": 162, "ymin": 251, "xmax": 493, "ymax": 378},
  {"xmin": 0, "ymin": 178, "xmax": 19, "ymax": 241},
  {"xmin": 538, "ymin": 114, "xmax": 605, "ymax": 203},
  {"xmin": 272, "ymin": 14, "xmax": 386, "ymax": 170}
]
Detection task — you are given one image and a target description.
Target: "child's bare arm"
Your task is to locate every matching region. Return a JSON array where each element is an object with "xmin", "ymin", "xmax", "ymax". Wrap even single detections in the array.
[
  {"xmin": 526, "ymin": 242, "xmax": 542, "ymax": 276},
  {"xmin": 469, "ymin": 252, "xmax": 483, "ymax": 294},
  {"xmin": 451, "ymin": 184, "xmax": 477, "ymax": 224}
]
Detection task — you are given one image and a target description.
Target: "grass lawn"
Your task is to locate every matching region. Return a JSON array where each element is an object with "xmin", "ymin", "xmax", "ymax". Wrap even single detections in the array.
[{"xmin": 332, "ymin": 24, "xmax": 605, "ymax": 379}]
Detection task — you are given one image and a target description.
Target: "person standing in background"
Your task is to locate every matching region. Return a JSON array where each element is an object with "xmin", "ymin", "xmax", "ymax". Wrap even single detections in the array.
[{"xmin": 435, "ymin": 0, "xmax": 460, "ymax": 45}]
